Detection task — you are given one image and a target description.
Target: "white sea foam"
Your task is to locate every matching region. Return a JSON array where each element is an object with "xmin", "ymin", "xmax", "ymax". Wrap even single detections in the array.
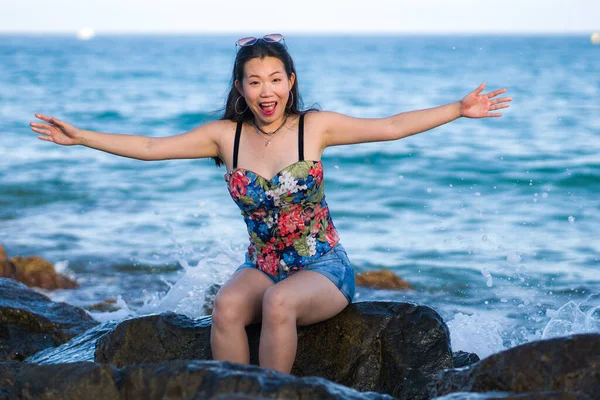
[
  {"xmin": 542, "ymin": 294, "xmax": 600, "ymax": 339},
  {"xmin": 134, "ymin": 249, "xmax": 237, "ymax": 318},
  {"xmin": 90, "ymin": 295, "xmax": 135, "ymax": 323},
  {"xmin": 448, "ymin": 294, "xmax": 600, "ymax": 359},
  {"xmin": 447, "ymin": 312, "xmax": 507, "ymax": 359},
  {"xmin": 89, "ymin": 241, "xmax": 240, "ymax": 322}
]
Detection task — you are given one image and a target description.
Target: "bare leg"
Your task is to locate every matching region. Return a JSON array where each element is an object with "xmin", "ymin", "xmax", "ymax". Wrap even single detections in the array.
[
  {"xmin": 259, "ymin": 270, "xmax": 349, "ymax": 373},
  {"xmin": 211, "ymin": 268, "xmax": 273, "ymax": 364}
]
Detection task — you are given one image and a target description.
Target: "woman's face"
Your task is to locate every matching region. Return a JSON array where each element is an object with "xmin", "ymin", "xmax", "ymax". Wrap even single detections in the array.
[{"xmin": 235, "ymin": 56, "xmax": 295, "ymax": 125}]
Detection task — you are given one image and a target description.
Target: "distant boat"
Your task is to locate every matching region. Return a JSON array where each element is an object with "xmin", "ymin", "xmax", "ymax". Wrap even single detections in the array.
[
  {"xmin": 591, "ymin": 33, "xmax": 600, "ymax": 45},
  {"xmin": 76, "ymin": 28, "xmax": 95, "ymax": 40}
]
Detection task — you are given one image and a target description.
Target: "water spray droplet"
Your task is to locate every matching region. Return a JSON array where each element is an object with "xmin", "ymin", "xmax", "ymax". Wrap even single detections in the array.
[{"xmin": 507, "ymin": 253, "xmax": 521, "ymax": 265}]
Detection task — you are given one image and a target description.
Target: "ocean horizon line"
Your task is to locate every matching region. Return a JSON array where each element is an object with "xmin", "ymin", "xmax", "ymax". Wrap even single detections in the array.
[{"xmin": 0, "ymin": 30, "xmax": 596, "ymax": 37}]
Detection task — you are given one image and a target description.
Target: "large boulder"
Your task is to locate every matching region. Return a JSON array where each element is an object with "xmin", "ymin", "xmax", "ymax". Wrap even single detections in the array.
[
  {"xmin": 429, "ymin": 334, "xmax": 600, "ymax": 399},
  {"xmin": 28, "ymin": 302, "xmax": 452, "ymax": 399},
  {"xmin": 0, "ymin": 278, "xmax": 98, "ymax": 361},
  {"xmin": 0, "ymin": 359, "xmax": 395, "ymax": 400}
]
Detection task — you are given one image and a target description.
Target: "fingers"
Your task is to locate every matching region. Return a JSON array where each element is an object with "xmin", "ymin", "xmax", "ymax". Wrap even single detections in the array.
[
  {"xmin": 30, "ymin": 122, "xmax": 52, "ymax": 128},
  {"xmin": 486, "ymin": 88, "xmax": 507, "ymax": 98},
  {"xmin": 29, "ymin": 122, "xmax": 52, "ymax": 134},
  {"xmin": 486, "ymin": 113, "xmax": 503, "ymax": 117},
  {"xmin": 49, "ymin": 116, "xmax": 64, "ymax": 126},
  {"xmin": 35, "ymin": 113, "xmax": 51, "ymax": 122},
  {"xmin": 31, "ymin": 126, "xmax": 51, "ymax": 135},
  {"xmin": 490, "ymin": 97, "xmax": 512, "ymax": 105},
  {"xmin": 474, "ymin": 82, "xmax": 486, "ymax": 95},
  {"xmin": 489, "ymin": 104, "xmax": 510, "ymax": 111},
  {"xmin": 34, "ymin": 113, "xmax": 63, "ymax": 126}
]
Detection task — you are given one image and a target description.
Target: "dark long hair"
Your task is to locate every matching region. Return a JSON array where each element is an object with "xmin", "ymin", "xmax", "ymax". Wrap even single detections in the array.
[{"xmin": 214, "ymin": 40, "xmax": 308, "ymax": 167}]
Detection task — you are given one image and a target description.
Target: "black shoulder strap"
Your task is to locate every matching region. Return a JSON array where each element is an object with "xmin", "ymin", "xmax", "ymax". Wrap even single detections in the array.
[
  {"xmin": 233, "ymin": 120, "xmax": 243, "ymax": 169},
  {"xmin": 298, "ymin": 114, "xmax": 305, "ymax": 161}
]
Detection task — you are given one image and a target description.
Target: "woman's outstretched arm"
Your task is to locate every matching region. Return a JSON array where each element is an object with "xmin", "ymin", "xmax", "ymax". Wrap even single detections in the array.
[
  {"xmin": 29, "ymin": 114, "xmax": 223, "ymax": 161},
  {"xmin": 318, "ymin": 83, "xmax": 512, "ymax": 148}
]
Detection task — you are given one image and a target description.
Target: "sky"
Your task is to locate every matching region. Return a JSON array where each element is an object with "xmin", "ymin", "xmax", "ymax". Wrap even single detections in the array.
[{"xmin": 0, "ymin": 0, "xmax": 598, "ymax": 34}]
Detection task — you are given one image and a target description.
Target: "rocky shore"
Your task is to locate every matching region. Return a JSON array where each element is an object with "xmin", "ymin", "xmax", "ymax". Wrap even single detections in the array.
[
  {"xmin": 1, "ymin": 277, "xmax": 598, "ymax": 399},
  {"xmin": 0, "ymin": 244, "xmax": 598, "ymax": 399}
]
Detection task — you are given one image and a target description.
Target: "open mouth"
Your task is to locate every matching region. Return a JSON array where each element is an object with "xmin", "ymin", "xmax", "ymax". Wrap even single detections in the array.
[{"xmin": 259, "ymin": 102, "xmax": 277, "ymax": 115}]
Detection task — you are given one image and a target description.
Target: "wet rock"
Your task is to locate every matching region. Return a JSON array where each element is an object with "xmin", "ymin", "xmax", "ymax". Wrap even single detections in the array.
[
  {"xmin": 0, "ymin": 359, "xmax": 394, "ymax": 399},
  {"xmin": 293, "ymin": 302, "xmax": 450, "ymax": 399},
  {"xmin": 453, "ymin": 351, "xmax": 480, "ymax": 368},
  {"xmin": 83, "ymin": 297, "xmax": 119, "ymax": 313},
  {"xmin": 0, "ymin": 244, "xmax": 16, "ymax": 277},
  {"xmin": 31, "ymin": 302, "xmax": 451, "ymax": 399},
  {"xmin": 203, "ymin": 283, "xmax": 220, "ymax": 315},
  {"xmin": 432, "ymin": 391, "xmax": 591, "ymax": 399},
  {"xmin": 0, "ymin": 278, "xmax": 99, "ymax": 361},
  {"xmin": 355, "ymin": 269, "xmax": 412, "ymax": 290},
  {"xmin": 430, "ymin": 334, "xmax": 600, "ymax": 399},
  {"xmin": 0, "ymin": 361, "xmax": 119, "ymax": 399},
  {"xmin": 10, "ymin": 255, "xmax": 79, "ymax": 289},
  {"xmin": 95, "ymin": 312, "xmax": 214, "ymax": 364},
  {"xmin": 0, "ymin": 244, "xmax": 78, "ymax": 290},
  {"xmin": 25, "ymin": 321, "xmax": 119, "ymax": 364},
  {"xmin": 0, "ymin": 245, "xmax": 8, "ymax": 262}
]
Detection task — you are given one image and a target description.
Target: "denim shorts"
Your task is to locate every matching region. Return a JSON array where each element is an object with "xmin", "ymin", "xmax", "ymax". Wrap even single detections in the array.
[{"xmin": 235, "ymin": 242, "xmax": 356, "ymax": 303}]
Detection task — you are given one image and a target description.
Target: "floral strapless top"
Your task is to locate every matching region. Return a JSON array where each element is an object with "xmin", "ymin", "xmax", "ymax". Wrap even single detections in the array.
[{"xmin": 225, "ymin": 159, "xmax": 340, "ymax": 276}]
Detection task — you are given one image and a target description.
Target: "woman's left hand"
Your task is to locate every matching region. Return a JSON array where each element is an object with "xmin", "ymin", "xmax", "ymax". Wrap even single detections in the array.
[{"xmin": 460, "ymin": 83, "xmax": 512, "ymax": 118}]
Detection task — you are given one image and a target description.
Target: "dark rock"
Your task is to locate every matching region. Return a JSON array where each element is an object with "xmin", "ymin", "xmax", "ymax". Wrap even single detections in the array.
[
  {"xmin": 31, "ymin": 302, "xmax": 451, "ymax": 399},
  {"xmin": 355, "ymin": 269, "xmax": 412, "ymax": 290},
  {"xmin": 203, "ymin": 283, "xmax": 220, "ymax": 315},
  {"xmin": 453, "ymin": 351, "xmax": 480, "ymax": 368},
  {"xmin": 430, "ymin": 334, "xmax": 600, "ymax": 399},
  {"xmin": 95, "ymin": 312, "xmax": 214, "ymax": 364},
  {"xmin": 0, "ymin": 278, "xmax": 99, "ymax": 361},
  {"xmin": 0, "ymin": 361, "xmax": 119, "ymax": 399},
  {"xmin": 25, "ymin": 321, "xmax": 119, "ymax": 364},
  {"xmin": 293, "ymin": 302, "xmax": 451, "ymax": 399},
  {"xmin": 1, "ymin": 359, "xmax": 394, "ymax": 399},
  {"xmin": 432, "ymin": 391, "xmax": 591, "ymax": 399}
]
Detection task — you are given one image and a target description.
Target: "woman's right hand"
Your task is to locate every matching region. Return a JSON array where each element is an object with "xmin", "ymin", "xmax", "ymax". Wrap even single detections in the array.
[{"xmin": 30, "ymin": 114, "xmax": 81, "ymax": 146}]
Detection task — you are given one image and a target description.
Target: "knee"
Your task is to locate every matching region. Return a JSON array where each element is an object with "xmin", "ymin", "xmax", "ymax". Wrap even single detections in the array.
[
  {"xmin": 212, "ymin": 288, "xmax": 245, "ymax": 329},
  {"xmin": 262, "ymin": 287, "xmax": 294, "ymax": 325}
]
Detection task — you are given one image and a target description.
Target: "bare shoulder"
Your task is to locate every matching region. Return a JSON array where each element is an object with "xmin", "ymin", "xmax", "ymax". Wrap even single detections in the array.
[
  {"xmin": 300, "ymin": 111, "xmax": 329, "ymax": 153},
  {"xmin": 193, "ymin": 118, "xmax": 236, "ymax": 136},
  {"xmin": 302, "ymin": 110, "xmax": 336, "ymax": 127},
  {"xmin": 189, "ymin": 118, "xmax": 238, "ymax": 148},
  {"xmin": 303, "ymin": 110, "xmax": 348, "ymax": 133},
  {"xmin": 301, "ymin": 110, "xmax": 338, "ymax": 133},
  {"xmin": 148, "ymin": 119, "xmax": 237, "ymax": 161}
]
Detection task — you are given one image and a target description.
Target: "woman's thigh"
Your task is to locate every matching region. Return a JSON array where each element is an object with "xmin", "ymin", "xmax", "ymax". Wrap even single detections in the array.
[
  {"xmin": 214, "ymin": 268, "xmax": 274, "ymax": 326},
  {"xmin": 264, "ymin": 269, "xmax": 350, "ymax": 326}
]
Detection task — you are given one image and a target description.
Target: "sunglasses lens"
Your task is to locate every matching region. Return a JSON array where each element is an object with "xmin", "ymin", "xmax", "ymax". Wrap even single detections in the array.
[
  {"xmin": 236, "ymin": 37, "xmax": 258, "ymax": 47},
  {"xmin": 262, "ymin": 34, "xmax": 283, "ymax": 43}
]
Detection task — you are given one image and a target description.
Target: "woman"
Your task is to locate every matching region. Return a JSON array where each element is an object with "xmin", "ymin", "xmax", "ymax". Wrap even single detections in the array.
[{"xmin": 29, "ymin": 34, "xmax": 511, "ymax": 374}]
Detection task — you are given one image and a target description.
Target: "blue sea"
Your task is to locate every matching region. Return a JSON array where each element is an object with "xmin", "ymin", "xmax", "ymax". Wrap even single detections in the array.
[{"xmin": 1, "ymin": 34, "xmax": 599, "ymax": 359}]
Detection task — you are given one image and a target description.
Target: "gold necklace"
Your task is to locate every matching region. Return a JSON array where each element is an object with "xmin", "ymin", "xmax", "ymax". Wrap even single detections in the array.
[{"xmin": 252, "ymin": 115, "xmax": 289, "ymax": 146}]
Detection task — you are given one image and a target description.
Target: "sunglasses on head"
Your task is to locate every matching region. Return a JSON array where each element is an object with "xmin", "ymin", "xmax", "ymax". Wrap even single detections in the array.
[{"xmin": 235, "ymin": 34, "xmax": 285, "ymax": 50}]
